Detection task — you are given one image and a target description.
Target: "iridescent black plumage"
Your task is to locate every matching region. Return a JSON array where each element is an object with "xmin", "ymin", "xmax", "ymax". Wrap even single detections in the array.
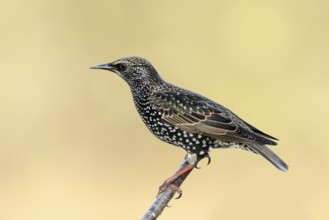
[{"xmin": 91, "ymin": 57, "xmax": 288, "ymax": 172}]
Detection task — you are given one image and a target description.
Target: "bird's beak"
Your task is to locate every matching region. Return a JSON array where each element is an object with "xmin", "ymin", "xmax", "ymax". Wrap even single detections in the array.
[{"xmin": 90, "ymin": 63, "xmax": 113, "ymax": 71}]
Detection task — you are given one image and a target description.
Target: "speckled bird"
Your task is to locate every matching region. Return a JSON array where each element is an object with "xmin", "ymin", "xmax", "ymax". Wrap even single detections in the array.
[{"xmin": 91, "ymin": 57, "xmax": 288, "ymax": 180}]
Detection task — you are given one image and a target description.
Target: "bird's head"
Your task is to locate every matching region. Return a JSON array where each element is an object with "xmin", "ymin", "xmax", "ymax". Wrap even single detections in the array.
[{"xmin": 90, "ymin": 57, "xmax": 163, "ymax": 90}]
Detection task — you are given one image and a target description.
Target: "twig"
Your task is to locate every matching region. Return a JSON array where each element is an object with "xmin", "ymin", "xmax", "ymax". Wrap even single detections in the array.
[{"xmin": 141, "ymin": 158, "xmax": 198, "ymax": 220}]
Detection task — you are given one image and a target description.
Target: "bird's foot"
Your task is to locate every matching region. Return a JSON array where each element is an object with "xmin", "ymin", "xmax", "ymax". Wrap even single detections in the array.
[
  {"xmin": 158, "ymin": 178, "xmax": 183, "ymax": 199},
  {"xmin": 195, "ymin": 154, "xmax": 211, "ymax": 169},
  {"xmin": 157, "ymin": 155, "xmax": 197, "ymax": 199}
]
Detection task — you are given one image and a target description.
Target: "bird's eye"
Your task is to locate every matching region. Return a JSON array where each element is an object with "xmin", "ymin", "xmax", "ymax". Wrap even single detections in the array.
[{"xmin": 115, "ymin": 63, "xmax": 127, "ymax": 71}]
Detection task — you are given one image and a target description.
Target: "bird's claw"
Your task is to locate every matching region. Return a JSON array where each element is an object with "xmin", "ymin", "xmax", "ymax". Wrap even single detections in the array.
[
  {"xmin": 195, "ymin": 154, "xmax": 211, "ymax": 169},
  {"xmin": 171, "ymin": 185, "xmax": 183, "ymax": 199},
  {"xmin": 205, "ymin": 154, "xmax": 211, "ymax": 165},
  {"xmin": 158, "ymin": 178, "xmax": 183, "ymax": 199}
]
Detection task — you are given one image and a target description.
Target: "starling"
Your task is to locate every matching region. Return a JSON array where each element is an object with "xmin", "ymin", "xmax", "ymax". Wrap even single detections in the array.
[{"xmin": 90, "ymin": 57, "xmax": 288, "ymax": 188}]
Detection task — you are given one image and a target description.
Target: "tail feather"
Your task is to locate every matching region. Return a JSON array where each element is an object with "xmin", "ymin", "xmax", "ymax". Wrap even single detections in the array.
[{"xmin": 247, "ymin": 144, "xmax": 289, "ymax": 172}]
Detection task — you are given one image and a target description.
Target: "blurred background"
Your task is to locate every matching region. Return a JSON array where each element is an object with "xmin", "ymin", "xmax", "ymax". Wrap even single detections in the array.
[{"xmin": 1, "ymin": 0, "xmax": 328, "ymax": 219}]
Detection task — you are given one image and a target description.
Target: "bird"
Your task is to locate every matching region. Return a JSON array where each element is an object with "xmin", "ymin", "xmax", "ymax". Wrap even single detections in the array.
[{"xmin": 90, "ymin": 56, "xmax": 288, "ymax": 192}]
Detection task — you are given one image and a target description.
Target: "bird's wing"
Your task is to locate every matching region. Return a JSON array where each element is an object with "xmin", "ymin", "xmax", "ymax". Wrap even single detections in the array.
[{"xmin": 152, "ymin": 90, "xmax": 277, "ymax": 145}]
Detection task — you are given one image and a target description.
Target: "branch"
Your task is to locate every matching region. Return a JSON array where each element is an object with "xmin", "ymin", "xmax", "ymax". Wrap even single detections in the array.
[{"xmin": 141, "ymin": 158, "xmax": 198, "ymax": 220}]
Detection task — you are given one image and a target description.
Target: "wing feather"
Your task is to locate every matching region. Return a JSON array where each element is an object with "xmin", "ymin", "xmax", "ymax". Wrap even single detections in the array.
[{"xmin": 152, "ymin": 89, "xmax": 277, "ymax": 145}]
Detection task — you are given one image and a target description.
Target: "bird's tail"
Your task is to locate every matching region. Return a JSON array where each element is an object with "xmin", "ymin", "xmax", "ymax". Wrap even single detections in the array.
[{"xmin": 247, "ymin": 144, "xmax": 289, "ymax": 172}]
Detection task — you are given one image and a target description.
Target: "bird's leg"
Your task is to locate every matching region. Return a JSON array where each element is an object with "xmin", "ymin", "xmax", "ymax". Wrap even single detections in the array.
[{"xmin": 158, "ymin": 153, "xmax": 198, "ymax": 199}]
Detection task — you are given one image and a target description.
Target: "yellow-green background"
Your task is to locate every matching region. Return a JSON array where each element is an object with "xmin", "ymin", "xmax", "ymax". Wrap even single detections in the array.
[{"xmin": 1, "ymin": 0, "xmax": 328, "ymax": 219}]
